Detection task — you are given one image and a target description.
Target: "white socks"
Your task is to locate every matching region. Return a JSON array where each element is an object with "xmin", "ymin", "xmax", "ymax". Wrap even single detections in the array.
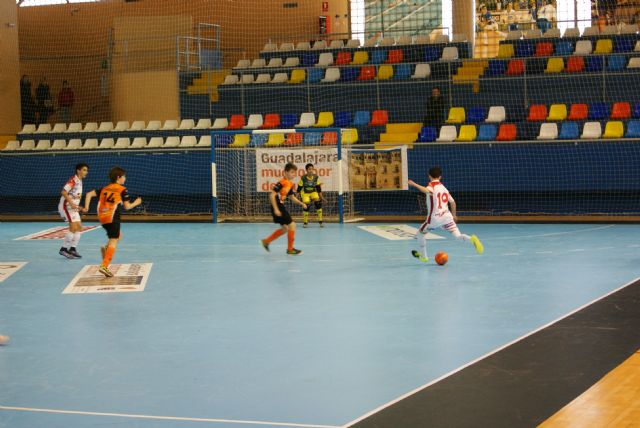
[
  {"xmin": 62, "ymin": 231, "xmax": 73, "ymax": 249},
  {"xmin": 71, "ymin": 232, "xmax": 81, "ymax": 248},
  {"xmin": 417, "ymin": 233, "xmax": 428, "ymax": 259}
]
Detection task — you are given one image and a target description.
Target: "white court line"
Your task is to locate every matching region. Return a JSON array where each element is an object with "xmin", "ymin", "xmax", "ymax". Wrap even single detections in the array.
[
  {"xmin": 487, "ymin": 224, "xmax": 615, "ymax": 241},
  {"xmin": 0, "ymin": 406, "xmax": 339, "ymax": 428},
  {"xmin": 341, "ymin": 275, "xmax": 640, "ymax": 428}
]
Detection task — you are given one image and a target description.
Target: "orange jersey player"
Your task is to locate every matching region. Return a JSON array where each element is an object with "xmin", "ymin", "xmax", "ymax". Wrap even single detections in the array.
[
  {"xmin": 261, "ymin": 162, "xmax": 307, "ymax": 255},
  {"xmin": 84, "ymin": 166, "xmax": 142, "ymax": 277}
]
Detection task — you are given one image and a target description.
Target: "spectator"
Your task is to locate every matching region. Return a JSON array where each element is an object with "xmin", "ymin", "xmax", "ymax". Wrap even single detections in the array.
[
  {"xmin": 57, "ymin": 80, "xmax": 75, "ymax": 124},
  {"xmin": 538, "ymin": 0, "xmax": 556, "ymax": 23},
  {"xmin": 35, "ymin": 77, "xmax": 53, "ymax": 126},
  {"xmin": 503, "ymin": 2, "xmax": 518, "ymax": 31},
  {"xmin": 20, "ymin": 75, "xmax": 36, "ymax": 126},
  {"xmin": 477, "ymin": 5, "xmax": 499, "ymax": 32},
  {"xmin": 423, "ymin": 87, "xmax": 445, "ymax": 129}
]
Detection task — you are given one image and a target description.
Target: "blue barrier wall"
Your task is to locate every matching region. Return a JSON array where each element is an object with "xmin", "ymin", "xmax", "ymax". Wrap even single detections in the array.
[{"xmin": 2, "ymin": 141, "xmax": 639, "ymax": 216}]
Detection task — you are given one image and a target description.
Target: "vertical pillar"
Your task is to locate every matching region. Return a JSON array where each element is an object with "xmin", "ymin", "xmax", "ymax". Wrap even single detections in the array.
[{"xmin": 452, "ymin": 0, "xmax": 476, "ymax": 54}]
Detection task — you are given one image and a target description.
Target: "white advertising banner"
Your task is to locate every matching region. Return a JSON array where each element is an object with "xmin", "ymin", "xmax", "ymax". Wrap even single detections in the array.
[{"xmin": 255, "ymin": 148, "xmax": 348, "ymax": 192}]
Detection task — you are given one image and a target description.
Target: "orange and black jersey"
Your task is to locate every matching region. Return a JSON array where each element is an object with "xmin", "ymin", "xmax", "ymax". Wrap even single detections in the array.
[
  {"xmin": 96, "ymin": 183, "xmax": 131, "ymax": 224},
  {"xmin": 272, "ymin": 178, "xmax": 296, "ymax": 204}
]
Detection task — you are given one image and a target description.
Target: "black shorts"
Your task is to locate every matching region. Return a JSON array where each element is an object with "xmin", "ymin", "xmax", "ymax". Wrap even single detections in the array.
[
  {"xmin": 270, "ymin": 204, "xmax": 292, "ymax": 225},
  {"xmin": 102, "ymin": 222, "xmax": 121, "ymax": 239}
]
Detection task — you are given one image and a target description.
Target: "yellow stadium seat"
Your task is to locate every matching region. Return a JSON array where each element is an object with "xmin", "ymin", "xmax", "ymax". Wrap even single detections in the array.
[
  {"xmin": 288, "ymin": 69, "xmax": 306, "ymax": 84},
  {"xmin": 386, "ymin": 123, "xmax": 422, "ymax": 133},
  {"xmin": 497, "ymin": 44, "xmax": 515, "ymax": 58},
  {"xmin": 446, "ymin": 107, "xmax": 466, "ymax": 124},
  {"xmin": 457, "ymin": 125, "xmax": 477, "ymax": 142},
  {"xmin": 594, "ymin": 39, "xmax": 613, "ymax": 54},
  {"xmin": 545, "ymin": 57, "xmax": 564, "ymax": 73},
  {"xmin": 315, "ymin": 112, "xmax": 334, "ymax": 127},
  {"xmin": 351, "ymin": 51, "xmax": 369, "ymax": 65},
  {"xmin": 547, "ymin": 104, "xmax": 567, "ymax": 121},
  {"xmin": 602, "ymin": 121, "xmax": 624, "ymax": 139},
  {"xmin": 342, "ymin": 128, "xmax": 359, "ymax": 144},
  {"xmin": 265, "ymin": 133, "xmax": 285, "ymax": 147},
  {"xmin": 379, "ymin": 132, "xmax": 418, "ymax": 143},
  {"xmin": 377, "ymin": 65, "xmax": 394, "ymax": 80},
  {"xmin": 229, "ymin": 134, "xmax": 250, "ymax": 148}
]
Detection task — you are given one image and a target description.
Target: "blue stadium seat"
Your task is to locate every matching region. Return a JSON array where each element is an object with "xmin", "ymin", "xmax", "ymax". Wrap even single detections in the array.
[
  {"xmin": 424, "ymin": 46, "xmax": 440, "ymax": 62},
  {"xmin": 614, "ymin": 37, "xmax": 634, "ymax": 53},
  {"xmin": 607, "ymin": 55, "xmax": 626, "ymax": 71},
  {"xmin": 353, "ymin": 111, "xmax": 371, "ymax": 126},
  {"xmin": 214, "ymin": 134, "xmax": 233, "ymax": 147},
  {"xmin": 486, "ymin": 59, "xmax": 507, "ymax": 76},
  {"xmin": 477, "ymin": 124, "xmax": 498, "ymax": 141},
  {"xmin": 625, "ymin": 120, "xmax": 640, "ymax": 138},
  {"xmin": 302, "ymin": 53, "xmax": 318, "ymax": 67},
  {"xmin": 280, "ymin": 114, "xmax": 299, "ymax": 128},
  {"xmin": 634, "ymin": 103, "xmax": 640, "ymax": 119},
  {"xmin": 334, "ymin": 111, "xmax": 352, "ymax": 127},
  {"xmin": 585, "ymin": 56, "xmax": 604, "ymax": 72},
  {"xmin": 418, "ymin": 126, "xmax": 437, "ymax": 142},
  {"xmin": 558, "ymin": 121, "xmax": 579, "ymax": 139},
  {"xmin": 516, "ymin": 42, "xmax": 534, "ymax": 57},
  {"xmin": 467, "ymin": 107, "xmax": 486, "ymax": 123},
  {"xmin": 303, "ymin": 132, "xmax": 322, "ymax": 145},
  {"xmin": 370, "ymin": 50, "xmax": 387, "ymax": 64},
  {"xmin": 393, "ymin": 63, "xmax": 412, "ymax": 80},
  {"xmin": 339, "ymin": 67, "xmax": 359, "ymax": 82},
  {"xmin": 555, "ymin": 41, "xmax": 573, "ymax": 56},
  {"xmin": 308, "ymin": 68, "xmax": 324, "ymax": 83},
  {"xmin": 589, "ymin": 102, "xmax": 608, "ymax": 120},
  {"xmin": 250, "ymin": 134, "xmax": 268, "ymax": 147}
]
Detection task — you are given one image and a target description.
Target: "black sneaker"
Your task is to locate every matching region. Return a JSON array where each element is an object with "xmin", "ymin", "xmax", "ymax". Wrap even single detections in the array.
[
  {"xmin": 319, "ymin": 222, "xmax": 324, "ymax": 228},
  {"xmin": 68, "ymin": 248, "xmax": 82, "ymax": 258},
  {"xmin": 261, "ymin": 239, "xmax": 270, "ymax": 252},
  {"xmin": 59, "ymin": 248, "xmax": 74, "ymax": 259},
  {"xmin": 303, "ymin": 223, "xmax": 308, "ymax": 228},
  {"xmin": 286, "ymin": 248, "xmax": 303, "ymax": 255}
]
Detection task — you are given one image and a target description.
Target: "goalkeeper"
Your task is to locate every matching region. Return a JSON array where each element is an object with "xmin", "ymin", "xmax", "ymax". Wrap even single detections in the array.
[{"xmin": 298, "ymin": 163, "xmax": 325, "ymax": 228}]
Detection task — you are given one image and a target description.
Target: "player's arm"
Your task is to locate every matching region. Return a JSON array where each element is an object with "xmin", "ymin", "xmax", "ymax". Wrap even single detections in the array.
[
  {"xmin": 83, "ymin": 190, "xmax": 97, "ymax": 212},
  {"xmin": 449, "ymin": 195, "xmax": 458, "ymax": 220},
  {"xmin": 268, "ymin": 190, "xmax": 282, "ymax": 216},
  {"xmin": 121, "ymin": 189, "xmax": 142, "ymax": 210},
  {"xmin": 61, "ymin": 186, "xmax": 79, "ymax": 210},
  {"xmin": 408, "ymin": 180, "xmax": 433, "ymax": 194},
  {"xmin": 289, "ymin": 194, "xmax": 307, "ymax": 210},
  {"xmin": 316, "ymin": 184, "xmax": 325, "ymax": 201}
]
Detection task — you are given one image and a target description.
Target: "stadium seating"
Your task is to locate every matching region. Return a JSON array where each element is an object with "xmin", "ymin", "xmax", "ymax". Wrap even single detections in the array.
[
  {"xmin": 574, "ymin": 40, "xmax": 592, "ymax": 55},
  {"xmin": 516, "ymin": 43, "xmax": 534, "ymax": 57},
  {"xmin": 179, "ymin": 136, "xmax": 197, "ymax": 148},
  {"xmin": 321, "ymin": 68, "xmax": 340, "ymax": 83},
  {"xmin": 607, "ymin": 55, "xmax": 627, "ymax": 71},
  {"xmin": 334, "ymin": 112, "xmax": 352, "ymax": 127},
  {"xmin": 527, "ymin": 104, "xmax": 547, "ymax": 121},
  {"xmin": 229, "ymin": 134, "xmax": 250, "ymax": 148},
  {"xmin": 335, "ymin": 51, "xmax": 352, "ymax": 65},
  {"xmin": 321, "ymin": 132, "xmax": 337, "ymax": 145},
  {"xmin": 329, "ymin": 40, "xmax": 344, "ymax": 49},
  {"xmin": 370, "ymin": 50, "xmax": 387, "ymax": 64},
  {"xmin": 83, "ymin": 139, "xmax": 98, "ymax": 149},
  {"xmin": 289, "ymin": 69, "xmax": 306, "ymax": 84},
  {"xmin": 3, "ymin": 140, "xmax": 20, "ymax": 151},
  {"xmin": 52, "ymin": 123, "xmax": 67, "ymax": 132},
  {"xmin": 161, "ymin": 120, "xmax": 178, "ymax": 130},
  {"xmin": 262, "ymin": 113, "xmax": 280, "ymax": 129},
  {"xmin": 147, "ymin": 137, "xmax": 163, "ymax": 148},
  {"xmin": 567, "ymin": 103, "xmax": 588, "ymax": 120},
  {"xmin": 370, "ymin": 110, "xmax": 389, "ymax": 126},
  {"xmin": 283, "ymin": 57, "xmax": 300, "ymax": 67},
  {"xmin": 227, "ymin": 115, "xmax": 246, "ymax": 130},
  {"xmin": 602, "ymin": 121, "xmax": 624, "ymax": 138},
  {"xmin": 357, "ymin": 66, "xmax": 376, "ymax": 81},
  {"xmin": 457, "ymin": 125, "xmax": 477, "ymax": 141},
  {"xmin": 537, "ymin": 123, "xmax": 558, "ymax": 140},
  {"xmin": 272, "ymin": 73, "xmax": 288, "ymax": 83},
  {"xmin": 377, "ymin": 65, "xmax": 394, "ymax": 80},
  {"xmin": 280, "ymin": 114, "xmax": 298, "ymax": 128},
  {"xmin": 611, "ymin": 102, "xmax": 631, "ymax": 119},
  {"xmin": 566, "ymin": 56, "xmax": 585, "ymax": 72},
  {"xmin": 634, "ymin": 103, "xmax": 640, "ymax": 119},
  {"xmin": 585, "ymin": 56, "xmax": 603, "ymax": 72},
  {"xmin": 424, "ymin": 46, "xmax": 441, "ymax": 62},
  {"xmin": 114, "ymin": 138, "xmax": 130, "ymax": 149},
  {"xmin": 545, "ymin": 57, "xmax": 564, "ymax": 73},
  {"xmin": 315, "ymin": 112, "xmax": 334, "ymax": 127},
  {"xmin": 497, "ymin": 44, "xmax": 515, "ymax": 58},
  {"xmin": 351, "ymin": 51, "xmax": 369, "ymax": 65},
  {"xmin": 506, "ymin": 59, "xmax": 525, "ymax": 75},
  {"xmin": 194, "ymin": 119, "xmax": 212, "ymax": 129},
  {"xmin": 197, "ymin": 135, "xmax": 211, "ymax": 147},
  {"xmin": 589, "ymin": 103, "xmax": 608, "ymax": 120},
  {"xmin": 411, "ymin": 63, "xmax": 431, "ymax": 79},
  {"xmin": 558, "ymin": 122, "xmax": 580, "ymax": 139},
  {"xmin": 440, "ymin": 46, "xmax": 458, "ymax": 61},
  {"xmin": 342, "ymin": 128, "xmax": 359, "ymax": 144},
  {"xmin": 283, "ymin": 133, "xmax": 302, "ymax": 146},
  {"xmin": 35, "ymin": 140, "xmax": 51, "ymax": 150},
  {"xmin": 436, "ymin": 126, "xmax": 457, "ymax": 142},
  {"xmin": 594, "ymin": 39, "xmax": 613, "ymax": 54},
  {"xmin": 129, "ymin": 121, "xmax": 145, "ymax": 131},
  {"xmin": 625, "ymin": 120, "xmax": 640, "ymax": 137},
  {"xmin": 555, "ymin": 41, "xmax": 573, "ymax": 56},
  {"xmin": 563, "ymin": 28, "xmax": 580, "ymax": 37},
  {"xmin": 466, "ymin": 107, "xmax": 486, "ymax": 123},
  {"xmin": 580, "ymin": 122, "xmax": 602, "ymax": 139},
  {"xmin": 251, "ymin": 58, "xmax": 266, "ymax": 68},
  {"xmin": 628, "ymin": 57, "xmax": 640, "ymax": 68},
  {"xmin": 486, "ymin": 59, "xmax": 507, "ymax": 75},
  {"xmin": 316, "ymin": 52, "xmax": 333, "ymax": 67},
  {"xmin": 308, "ymin": 68, "xmax": 323, "ymax": 83},
  {"xmin": 535, "ymin": 41, "xmax": 553, "ymax": 57},
  {"xmin": 163, "ymin": 136, "xmax": 180, "ymax": 148},
  {"xmin": 244, "ymin": 114, "xmax": 263, "ymax": 129},
  {"xmin": 547, "ymin": 104, "xmax": 567, "ymax": 121},
  {"xmin": 496, "ymin": 123, "xmax": 517, "ymax": 141},
  {"xmin": 264, "ymin": 133, "xmax": 284, "ymax": 147},
  {"xmin": 486, "ymin": 106, "xmax": 506, "ymax": 122},
  {"xmin": 51, "ymin": 139, "xmax": 66, "ymax": 150},
  {"xmin": 254, "ymin": 73, "xmax": 271, "ymax": 84},
  {"xmin": 386, "ymin": 49, "xmax": 403, "ymax": 64},
  {"xmin": 212, "ymin": 118, "xmax": 229, "ymax": 129},
  {"xmin": 131, "ymin": 137, "xmax": 147, "ymax": 148},
  {"xmin": 394, "ymin": 63, "xmax": 412, "ymax": 80},
  {"xmin": 477, "ymin": 124, "xmax": 498, "ymax": 141},
  {"xmin": 418, "ymin": 127, "xmax": 437, "ymax": 142},
  {"xmin": 446, "ymin": 107, "xmax": 465, "ymax": 123}
]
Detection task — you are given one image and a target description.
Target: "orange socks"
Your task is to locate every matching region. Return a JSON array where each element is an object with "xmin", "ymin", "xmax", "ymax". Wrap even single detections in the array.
[
  {"xmin": 264, "ymin": 229, "xmax": 285, "ymax": 244},
  {"xmin": 102, "ymin": 246, "xmax": 116, "ymax": 267},
  {"xmin": 287, "ymin": 230, "xmax": 295, "ymax": 251}
]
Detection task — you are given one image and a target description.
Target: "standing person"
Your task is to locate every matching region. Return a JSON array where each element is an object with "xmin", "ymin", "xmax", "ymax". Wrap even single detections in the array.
[
  {"xmin": 408, "ymin": 166, "xmax": 484, "ymax": 263},
  {"xmin": 84, "ymin": 167, "xmax": 142, "ymax": 278},
  {"xmin": 35, "ymin": 77, "xmax": 52, "ymax": 126},
  {"xmin": 298, "ymin": 163, "xmax": 325, "ymax": 228},
  {"xmin": 57, "ymin": 80, "xmax": 75, "ymax": 124},
  {"xmin": 503, "ymin": 2, "xmax": 518, "ymax": 31},
  {"xmin": 423, "ymin": 87, "xmax": 445, "ymax": 129},
  {"xmin": 20, "ymin": 75, "xmax": 36, "ymax": 126},
  {"xmin": 0, "ymin": 335, "xmax": 9, "ymax": 345},
  {"xmin": 58, "ymin": 163, "xmax": 89, "ymax": 259},
  {"xmin": 261, "ymin": 163, "xmax": 307, "ymax": 255}
]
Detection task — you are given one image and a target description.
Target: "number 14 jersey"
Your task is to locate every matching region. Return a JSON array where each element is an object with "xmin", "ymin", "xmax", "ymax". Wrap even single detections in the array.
[{"xmin": 97, "ymin": 183, "xmax": 131, "ymax": 224}]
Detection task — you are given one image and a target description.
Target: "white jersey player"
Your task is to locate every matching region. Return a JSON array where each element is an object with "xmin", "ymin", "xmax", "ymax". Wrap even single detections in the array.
[
  {"xmin": 408, "ymin": 166, "xmax": 484, "ymax": 263},
  {"xmin": 58, "ymin": 163, "xmax": 89, "ymax": 259}
]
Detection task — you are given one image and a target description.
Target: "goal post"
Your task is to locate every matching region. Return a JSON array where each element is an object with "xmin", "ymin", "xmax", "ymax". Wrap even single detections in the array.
[{"xmin": 211, "ymin": 127, "xmax": 348, "ymax": 224}]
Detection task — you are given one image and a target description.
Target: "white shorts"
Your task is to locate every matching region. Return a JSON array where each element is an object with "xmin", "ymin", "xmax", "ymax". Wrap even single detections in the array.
[
  {"xmin": 418, "ymin": 212, "xmax": 458, "ymax": 234},
  {"xmin": 59, "ymin": 207, "xmax": 81, "ymax": 223}
]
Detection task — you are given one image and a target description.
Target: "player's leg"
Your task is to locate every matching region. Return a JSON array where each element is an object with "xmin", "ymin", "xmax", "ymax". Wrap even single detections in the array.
[
  {"xmin": 285, "ymin": 220, "xmax": 302, "ymax": 255},
  {"xmin": 311, "ymin": 193, "xmax": 323, "ymax": 227},
  {"xmin": 301, "ymin": 192, "xmax": 311, "ymax": 227},
  {"xmin": 59, "ymin": 208, "xmax": 75, "ymax": 258},
  {"xmin": 0, "ymin": 335, "xmax": 9, "ymax": 346},
  {"xmin": 99, "ymin": 223, "xmax": 120, "ymax": 277},
  {"xmin": 262, "ymin": 206, "xmax": 288, "ymax": 251},
  {"xmin": 445, "ymin": 222, "xmax": 484, "ymax": 254},
  {"xmin": 67, "ymin": 220, "xmax": 83, "ymax": 258},
  {"xmin": 411, "ymin": 231, "xmax": 430, "ymax": 262}
]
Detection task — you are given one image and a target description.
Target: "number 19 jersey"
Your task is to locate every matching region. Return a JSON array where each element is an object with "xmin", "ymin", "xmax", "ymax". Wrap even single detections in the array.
[{"xmin": 419, "ymin": 180, "xmax": 456, "ymax": 232}]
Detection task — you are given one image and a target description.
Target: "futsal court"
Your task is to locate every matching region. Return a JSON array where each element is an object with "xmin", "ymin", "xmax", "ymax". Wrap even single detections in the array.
[{"xmin": 1, "ymin": 220, "xmax": 639, "ymax": 428}]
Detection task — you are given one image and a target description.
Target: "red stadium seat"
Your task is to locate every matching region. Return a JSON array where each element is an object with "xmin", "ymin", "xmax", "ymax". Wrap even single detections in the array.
[
  {"xmin": 567, "ymin": 103, "xmax": 588, "ymax": 120},
  {"xmin": 527, "ymin": 105, "xmax": 548, "ymax": 121},
  {"xmin": 357, "ymin": 66, "xmax": 376, "ymax": 81},
  {"xmin": 506, "ymin": 59, "xmax": 525, "ymax": 75},
  {"xmin": 610, "ymin": 102, "xmax": 631, "ymax": 119},
  {"xmin": 565, "ymin": 56, "xmax": 585, "ymax": 73},
  {"xmin": 496, "ymin": 123, "xmax": 517, "ymax": 141},
  {"xmin": 227, "ymin": 114, "xmax": 245, "ymax": 130},
  {"xmin": 335, "ymin": 51, "xmax": 352, "ymax": 65},
  {"xmin": 321, "ymin": 131, "xmax": 338, "ymax": 145},
  {"xmin": 369, "ymin": 110, "xmax": 389, "ymax": 126},
  {"xmin": 535, "ymin": 42, "xmax": 553, "ymax": 57},
  {"xmin": 261, "ymin": 113, "xmax": 280, "ymax": 129},
  {"xmin": 283, "ymin": 132, "xmax": 303, "ymax": 146},
  {"xmin": 385, "ymin": 49, "xmax": 404, "ymax": 64}
]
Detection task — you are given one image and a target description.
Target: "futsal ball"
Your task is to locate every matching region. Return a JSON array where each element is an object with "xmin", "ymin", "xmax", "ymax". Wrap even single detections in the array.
[{"xmin": 435, "ymin": 251, "xmax": 448, "ymax": 266}]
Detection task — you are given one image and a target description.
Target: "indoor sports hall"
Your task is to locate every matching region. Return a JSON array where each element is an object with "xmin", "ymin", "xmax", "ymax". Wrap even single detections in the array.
[{"xmin": 1, "ymin": 1, "xmax": 639, "ymax": 427}]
